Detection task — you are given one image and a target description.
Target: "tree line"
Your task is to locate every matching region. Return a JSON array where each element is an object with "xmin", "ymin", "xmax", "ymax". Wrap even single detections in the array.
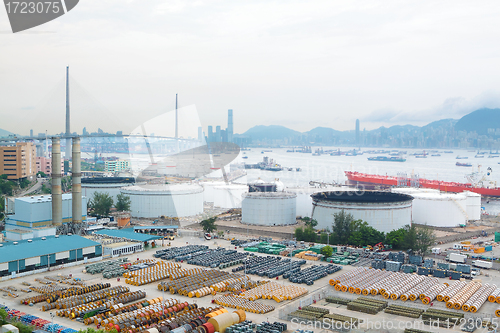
[
  {"xmin": 88, "ymin": 192, "xmax": 131, "ymax": 217},
  {"xmin": 295, "ymin": 210, "xmax": 435, "ymax": 254}
]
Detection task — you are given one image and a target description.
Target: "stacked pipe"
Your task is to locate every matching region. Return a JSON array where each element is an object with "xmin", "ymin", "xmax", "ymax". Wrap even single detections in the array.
[
  {"xmin": 446, "ymin": 281, "xmax": 482, "ymax": 310},
  {"xmin": 61, "ymin": 290, "xmax": 146, "ymax": 319},
  {"xmin": 463, "ymin": 284, "xmax": 495, "ymax": 313},
  {"xmin": 207, "ymin": 310, "xmax": 246, "ymax": 333},
  {"xmin": 353, "ymin": 270, "xmax": 390, "ymax": 295},
  {"xmin": 489, "ymin": 288, "xmax": 500, "ymax": 303},
  {"xmin": 345, "ymin": 269, "xmax": 382, "ymax": 293},
  {"xmin": 438, "ymin": 280, "xmax": 466, "ymax": 302},
  {"xmin": 404, "ymin": 277, "xmax": 439, "ymax": 301},
  {"xmin": 43, "ymin": 285, "xmax": 126, "ymax": 311},
  {"xmin": 236, "ymin": 282, "xmax": 307, "ymax": 302},
  {"xmin": 421, "ymin": 284, "xmax": 447, "ymax": 305},
  {"xmin": 214, "ymin": 295, "xmax": 274, "ymax": 314},
  {"xmin": 329, "ymin": 267, "xmax": 368, "ymax": 288},
  {"xmin": 385, "ymin": 274, "xmax": 425, "ymax": 300}
]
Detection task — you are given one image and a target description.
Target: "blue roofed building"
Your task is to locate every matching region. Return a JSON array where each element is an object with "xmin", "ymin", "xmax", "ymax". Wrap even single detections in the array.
[{"xmin": 0, "ymin": 235, "xmax": 102, "ymax": 278}]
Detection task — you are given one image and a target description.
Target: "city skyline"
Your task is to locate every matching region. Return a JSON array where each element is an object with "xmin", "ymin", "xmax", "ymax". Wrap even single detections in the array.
[{"xmin": 2, "ymin": 1, "xmax": 500, "ymax": 136}]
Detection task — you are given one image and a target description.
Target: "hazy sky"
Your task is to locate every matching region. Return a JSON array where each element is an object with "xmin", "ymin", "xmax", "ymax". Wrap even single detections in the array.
[{"xmin": 2, "ymin": 0, "xmax": 500, "ymax": 136}]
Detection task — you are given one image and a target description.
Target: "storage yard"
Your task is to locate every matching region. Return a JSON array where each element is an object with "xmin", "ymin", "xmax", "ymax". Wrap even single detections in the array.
[{"xmin": 1, "ymin": 234, "xmax": 500, "ymax": 333}]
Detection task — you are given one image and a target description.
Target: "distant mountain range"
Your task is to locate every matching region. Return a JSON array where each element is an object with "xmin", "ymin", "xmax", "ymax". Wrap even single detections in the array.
[
  {"xmin": 235, "ymin": 108, "xmax": 500, "ymax": 144},
  {"xmin": 0, "ymin": 128, "xmax": 13, "ymax": 137}
]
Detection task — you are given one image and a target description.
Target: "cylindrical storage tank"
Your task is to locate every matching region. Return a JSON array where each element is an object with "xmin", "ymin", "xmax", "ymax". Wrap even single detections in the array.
[
  {"xmin": 121, "ymin": 184, "xmax": 204, "ymax": 218},
  {"xmin": 464, "ymin": 191, "xmax": 481, "ymax": 221},
  {"xmin": 287, "ymin": 186, "xmax": 340, "ymax": 218},
  {"xmin": 241, "ymin": 192, "xmax": 297, "ymax": 226},
  {"xmin": 213, "ymin": 184, "xmax": 248, "ymax": 209},
  {"xmin": 392, "ymin": 188, "xmax": 466, "ymax": 227},
  {"xmin": 312, "ymin": 190, "xmax": 412, "ymax": 233},
  {"xmin": 82, "ymin": 177, "xmax": 135, "ymax": 202},
  {"xmin": 200, "ymin": 181, "xmax": 226, "ymax": 203}
]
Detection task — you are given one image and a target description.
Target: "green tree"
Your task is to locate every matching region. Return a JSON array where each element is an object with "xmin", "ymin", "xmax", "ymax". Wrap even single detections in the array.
[
  {"xmin": 10, "ymin": 321, "xmax": 33, "ymax": 333},
  {"xmin": 304, "ymin": 218, "xmax": 318, "ymax": 228},
  {"xmin": 0, "ymin": 197, "xmax": 5, "ymax": 220},
  {"xmin": 89, "ymin": 192, "xmax": 114, "ymax": 217},
  {"xmin": 36, "ymin": 171, "xmax": 46, "ymax": 178},
  {"xmin": 200, "ymin": 217, "xmax": 217, "ymax": 233},
  {"xmin": 19, "ymin": 178, "xmax": 30, "ymax": 189},
  {"xmin": 294, "ymin": 227, "xmax": 304, "ymax": 241},
  {"xmin": 302, "ymin": 226, "xmax": 317, "ymax": 242},
  {"xmin": 319, "ymin": 232, "xmax": 329, "ymax": 244},
  {"xmin": 0, "ymin": 307, "xmax": 7, "ymax": 325},
  {"xmin": 411, "ymin": 224, "xmax": 436, "ymax": 254},
  {"xmin": 321, "ymin": 245, "xmax": 333, "ymax": 258},
  {"xmin": 115, "ymin": 193, "xmax": 131, "ymax": 212},
  {"xmin": 61, "ymin": 175, "xmax": 72, "ymax": 192},
  {"xmin": 385, "ymin": 228, "xmax": 407, "ymax": 249},
  {"xmin": 41, "ymin": 183, "xmax": 51, "ymax": 194},
  {"xmin": 331, "ymin": 210, "xmax": 354, "ymax": 244},
  {"xmin": 348, "ymin": 221, "xmax": 385, "ymax": 247},
  {"xmin": 0, "ymin": 174, "xmax": 14, "ymax": 196}
]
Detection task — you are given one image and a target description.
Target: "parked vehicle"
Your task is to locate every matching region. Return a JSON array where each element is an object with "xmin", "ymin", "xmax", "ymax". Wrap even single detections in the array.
[
  {"xmin": 472, "ymin": 260, "xmax": 493, "ymax": 269},
  {"xmin": 448, "ymin": 253, "xmax": 467, "ymax": 263}
]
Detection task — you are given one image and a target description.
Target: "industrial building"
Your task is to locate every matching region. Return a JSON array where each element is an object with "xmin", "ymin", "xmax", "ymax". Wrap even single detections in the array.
[
  {"xmin": 82, "ymin": 176, "xmax": 135, "ymax": 202},
  {"xmin": 241, "ymin": 192, "xmax": 297, "ymax": 226},
  {"xmin": 391, "ymin": 188, "xmax": 481, "ymax": 227},
  {"xmin": 4, "ymin": 193, "xmax": 87, "ymax": 240},
  {"xmin": 121, "ymin": 184, "xmax": 204, "ymax": 218},
  {"xmin": 0, "ymin": 235, "xmax": 102, "ymax": 278},
  {"xmin": 105, "ymin": 160, "xmax": 131, "ymax": 173},
  {"xmin": 0, "ymin": 142, "xmax": 36, "ymax": 180},
  {"xmin": 85, "ymin": 233, "xmax": 144, "ymax": 257},
  {"xmin": 311, "ymin": 190, "xmax": 413, "ymax": 233}
]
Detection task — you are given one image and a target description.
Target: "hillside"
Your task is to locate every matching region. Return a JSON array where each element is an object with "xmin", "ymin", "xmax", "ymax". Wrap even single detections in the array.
[
  {"xmin": 236, "ymin": 125, "xmax": 301, "ymax": 141},
  {"xmin": 0, "ymin": 128, "xmax": 13, "ymax": 137},
  {"xmin": 455, "ymin": 108, "xmax": 500, "ymax": 135}
]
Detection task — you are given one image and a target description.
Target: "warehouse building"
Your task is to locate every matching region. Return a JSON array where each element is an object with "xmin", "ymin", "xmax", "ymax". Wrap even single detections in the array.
[
  {"xmin": 3, "ymin": 194, "xmax": 87, "ymax": 240},
  {"xmin": 0, "ymin": 235, "xmax": 102, "ymax": 278},
  {"xmin": 85, "ymin": 234, "xmax": 143, "ymax": 257}
]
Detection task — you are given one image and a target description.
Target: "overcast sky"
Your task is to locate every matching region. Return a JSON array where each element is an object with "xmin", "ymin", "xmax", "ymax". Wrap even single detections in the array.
[{"xmin": 2, "ymin": 0, "xmax": 500, "ymax": 136}]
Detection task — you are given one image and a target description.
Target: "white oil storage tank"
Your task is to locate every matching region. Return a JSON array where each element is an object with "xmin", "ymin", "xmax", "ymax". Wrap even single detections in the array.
[
  {"xmin": 311, "ymin": 190, "xmax": 413, "ymax": 233},
  {"xmin": 121, "ymin": 183, "xmax": 203, "ymax": 218},
  {"xmin": 464, "ymin": 191, "xmax": 481, "ymax": 221},
  {"xmin": 392, "ymin": 187, "xmax": 470, "ymax": 226},
  {"xmin": 241, "ymin": 192, "xmax": 297, "ymax": 226},
  {"xmin": 213, "ymin": 184, "xmax": 248, "ymax": 209},
  {"xmin": 82, "ymin": 177, "xmax": 135, "ymax": 202},
  {"xmin": 199, "ymin": 181, "xmax": 226, "ymax": 203},
  {"xmin": 287, "ymin": 186, "xmax": 345, "ymax": 218}
]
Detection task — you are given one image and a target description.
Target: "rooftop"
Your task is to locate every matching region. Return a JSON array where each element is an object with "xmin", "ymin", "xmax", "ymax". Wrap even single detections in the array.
[
  {"xmin": 0, "ymin": 235, "xmax": 101, "ymax": 263},
  {"xmin": 13, "ymin": 193, "xmax": 84, "ymax": 204},
  {"xmin": 93, "ymin": 229, "xmax": 162, "ymax": 242}
]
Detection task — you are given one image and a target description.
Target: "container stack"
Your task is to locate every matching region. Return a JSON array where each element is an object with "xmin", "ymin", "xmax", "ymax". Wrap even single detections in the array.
[{"xmin": 385, "ymin": 261, "xmax": 401, "ymax": 272}]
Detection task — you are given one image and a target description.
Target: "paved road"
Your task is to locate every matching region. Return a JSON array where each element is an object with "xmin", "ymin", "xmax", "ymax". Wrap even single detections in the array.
[{"xmin": 17, "ymin": 177, "xmax": 45, "ymax": 196}]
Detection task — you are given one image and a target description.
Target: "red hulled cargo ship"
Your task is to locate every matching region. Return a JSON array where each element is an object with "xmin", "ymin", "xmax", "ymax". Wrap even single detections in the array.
[{"xmin": 345, "ymin": 170, "xmax": 500, "ymax": 197}]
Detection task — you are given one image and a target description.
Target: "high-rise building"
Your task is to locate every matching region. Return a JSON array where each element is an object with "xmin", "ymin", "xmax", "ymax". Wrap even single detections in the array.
[
  {"xmin": 105, "ymin": 160, "xmax": 131, "ymax": 173},
  {"xmin": 356, "ymin": 119, "xmax": 360, "ymax": 145},
  {"xmin": 227, "ymin": 109, "xmax": 233, "ymax": 143},
  {"xmin": 0, "ymin": 142, "xmax": 36, "ymax": 180},
  {"xmin": 215, "ymin": 126, "xmax": 221, "ymax": 142},
  {"xmin": 30, "ymin": 129, "xmax": 33, "ymax": 137},
  {"xmin": 207, "ymin": 126, "xmax": 213, "ymax": 142},
  {"xmin": 198, "ymin": 127, "xmax": 203, "ymax": 141}
]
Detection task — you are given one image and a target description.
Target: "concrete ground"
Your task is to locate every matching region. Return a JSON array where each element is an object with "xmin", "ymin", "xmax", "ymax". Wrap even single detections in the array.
[{"xmin": 1, "ymin": 233, "xmax": 500, "ymax": 333}]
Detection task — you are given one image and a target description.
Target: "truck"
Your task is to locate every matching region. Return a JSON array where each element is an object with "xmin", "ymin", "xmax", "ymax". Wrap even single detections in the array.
[
  {"xmin": 431, "ymin": 247, "xmax": 442, "ymax": 254},
  {"xmin": 472, "ymin": 260, "xmax": 493, "ymax": 269},
  {"xmin": 448, "ymin": 253, "xmax": 467, "ymax": 264}
]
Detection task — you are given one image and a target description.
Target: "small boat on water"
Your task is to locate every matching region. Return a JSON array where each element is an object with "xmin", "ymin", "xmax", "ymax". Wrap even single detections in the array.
[
  {"xmin": 242, "ymin": 156, "xmax": 248, "ymax": 159},
  {"xmin": 456, "ymin": 162, "xmax": 472, "ymax": 167},
  {"xmin": 431, "ymin": 154, "xmax": 441, "ymax": 157},
  {"xmin": 456, "ymin": 156, "xmax": 468, "ymax": 159},
  {"xmin": 367, "ymin": 156, "xmax": 406, "ymax": 162}
]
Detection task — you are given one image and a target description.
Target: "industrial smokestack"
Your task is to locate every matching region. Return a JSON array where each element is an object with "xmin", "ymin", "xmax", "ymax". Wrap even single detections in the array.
[
  {"xmin": 72, "ymin": 137, "xmax": 82, "ymax": 223},
  {"xmin": 51, "ymin": 138, "xmax": 62, "ymax": 226},
  {"xmin": 65, "ymin": 66, "xmax": 71, "ymax": 160}
]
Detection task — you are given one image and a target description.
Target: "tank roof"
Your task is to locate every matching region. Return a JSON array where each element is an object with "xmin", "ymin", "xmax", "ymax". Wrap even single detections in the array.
[
  {"xmin": 121, "ymin": 183, "xmax": 203, "ymax": 194},
  {"xmin": 311, "ymin": 190, "xmax": 413, "ymax": 203},
  {"xmin": 81, "ymin": 177, "xmax": 135, "ymax": 184},
  {"xmin": 244, "ymin": 192, "xmax": 297, "ymax": 198}
]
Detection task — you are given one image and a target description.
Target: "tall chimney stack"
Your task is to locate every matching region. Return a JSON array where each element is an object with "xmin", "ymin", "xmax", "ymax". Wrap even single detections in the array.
[
  {"xmin": 72, "ymin": 137, "xmax": 82, "ymax": 223},
  {"xmin": 51, "ymin": 138, "xmax": 62, "ymax": 226},
  {"xmin": 65, "ymin": 66, "xmax": 71, "ymax": 160}
]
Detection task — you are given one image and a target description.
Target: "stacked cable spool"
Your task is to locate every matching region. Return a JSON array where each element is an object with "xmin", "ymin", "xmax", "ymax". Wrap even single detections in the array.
[
  {"xmin": 236, "ymin": 282, "xmax": 307, "ymax": 303},
  {"xmin": 64, "ymin": 290, "xmax": 146, "ymax": 320},
  {"xmin": 329, "ymin": 267, "xmax": 368, "ymax": 289},
  {"xmin": 446, "ymin": 281, "xmax": 482, "ymax": 310},
  {"xmin": 214, "ymin": 295, "xmax": 274, "ymax": 314},
  {"xmin": 124, "ymin": 262, "xmax": 184, "ymax": 286},
  {"xmin": 369, "ymin": 273, "xmax": 398, "ymax": 296},
  {"xmin": 353, "ymin": 270, "xmax": 391, "ymax": 295},
  {"xmin": 211, "ymin": 276, "xmax": 250, "ymax": 292},
  {"xmin": 207, "ymin": 309, "xmax": 246, "ymax": 333},
  {"xmin": 421, "ymin": 284, "xmax": 447, "ymax": 305},
  {"xmin": 43, "ymin": 286, "xmax": 128, "ymax": 311},
  {"xmin": 489, "ymin": 287, "xmax": 500, "ymax": 303},
  {"xmin": 123, "ymin": 261, "xmax": 181, "ymax": 278},
  {"xmin": 400, "ymin": 277, "xmax": 436, "ymax": 301},
  {"xmin": 437, "ymin": 280, "xmax": 466, "ymax": 302},
  {"xmin": 463, "ymin": 284, "xmax": 495, "ymax": 313},
  {"xmin": 385, "ymin": 274, "xmax": 425, "ymax": 300},
  {"xmin": 346, "ymin": 270, "xmax": 381, "ymax": 294}
]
